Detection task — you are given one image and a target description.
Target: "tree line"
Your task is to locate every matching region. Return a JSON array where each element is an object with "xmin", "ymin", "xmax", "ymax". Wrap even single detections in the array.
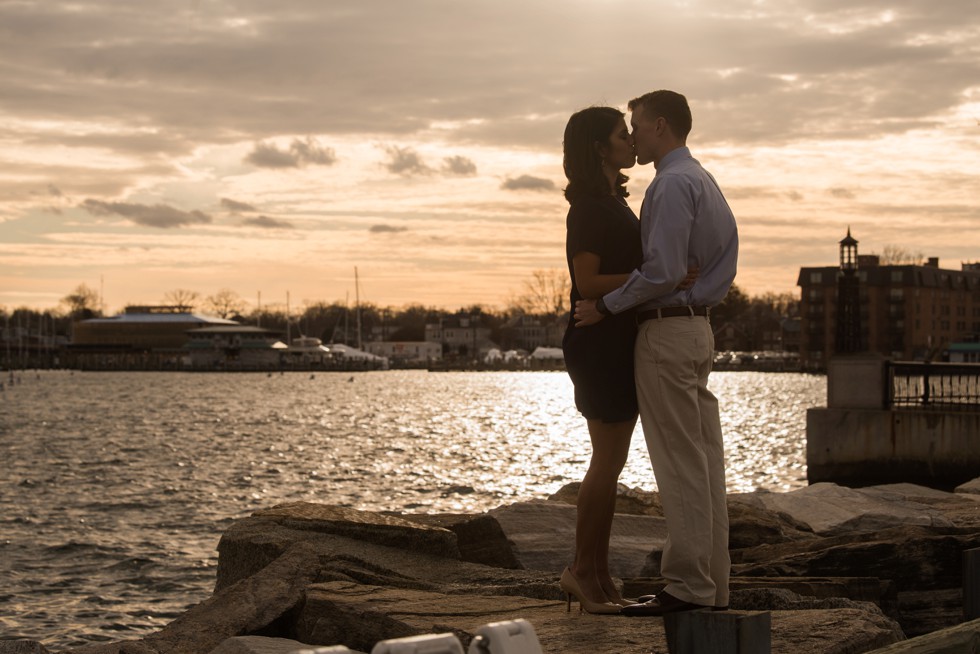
[{"xmin": 2, "ymin": 270, "xmax": 799, "ymax": 352}]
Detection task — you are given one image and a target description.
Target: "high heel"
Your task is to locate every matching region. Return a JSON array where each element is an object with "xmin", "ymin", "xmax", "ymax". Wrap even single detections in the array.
[
  {"xmin": 559, "ymin": 568, "xmax": 621, "ymax": 615},
  {"xmin": 599, "ymin": 577, "xmax": 633, "ymax": 606}
]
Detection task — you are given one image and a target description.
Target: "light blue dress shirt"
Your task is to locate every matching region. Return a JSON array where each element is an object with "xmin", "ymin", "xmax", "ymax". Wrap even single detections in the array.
[{"xmin": 603, "ymin": 146, "xmax": 738, "ymax": 313}]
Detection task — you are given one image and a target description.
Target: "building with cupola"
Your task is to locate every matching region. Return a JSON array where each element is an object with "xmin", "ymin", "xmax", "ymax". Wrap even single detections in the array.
[{"xmin": 797, "ymin": 231, "xmax": 980, "ymax": 370}]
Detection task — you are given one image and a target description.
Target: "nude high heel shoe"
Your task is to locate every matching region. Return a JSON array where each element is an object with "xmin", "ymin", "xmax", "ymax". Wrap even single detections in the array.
[{"xmin": 559, "ymin": 568, "xmax": 621, "ymax": 615}]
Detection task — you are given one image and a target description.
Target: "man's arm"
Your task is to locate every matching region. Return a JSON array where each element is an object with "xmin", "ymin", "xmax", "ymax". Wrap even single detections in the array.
[{"xmin": 602, "ymin": 173, "xmax": 695, "ymax": 313}]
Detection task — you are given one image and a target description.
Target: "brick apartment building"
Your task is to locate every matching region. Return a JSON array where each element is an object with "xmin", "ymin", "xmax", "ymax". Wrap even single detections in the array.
[{"xmin": 797, "ymin": 232, "xmax": 980, "ymax": 370}]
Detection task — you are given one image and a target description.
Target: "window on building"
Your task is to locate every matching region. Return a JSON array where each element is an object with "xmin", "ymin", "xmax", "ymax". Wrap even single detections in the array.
[
  {"xmin": 809, "ymin": 272, "xmax": 823, "ymax": 284},
  {"xmin": 889, "ymin": 289, "xmax": 904, "ymax": 301},
  {"xmin": 808, "ymin": 289, "xmax": 821, "ymax": 300},
  {"xmin": 890, "ymin": 270, "xmax": 904, "ymax": 283}
]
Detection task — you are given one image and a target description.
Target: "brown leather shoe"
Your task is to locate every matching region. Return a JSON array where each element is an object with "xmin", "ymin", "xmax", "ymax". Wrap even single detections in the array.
[{"xmin": 621, "ymin": 592, "xmax": 709, "ymax": 617}]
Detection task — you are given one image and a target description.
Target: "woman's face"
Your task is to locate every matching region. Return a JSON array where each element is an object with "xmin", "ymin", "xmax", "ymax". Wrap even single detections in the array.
[{"xmin": 601, "ymin": 117, "xmax": 636, "ymax": 171}]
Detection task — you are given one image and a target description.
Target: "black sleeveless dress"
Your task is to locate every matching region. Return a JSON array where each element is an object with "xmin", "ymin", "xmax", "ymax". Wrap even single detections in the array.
[{"xmin": 562, "ymin": 195, "xmax": 643, "ymax": 423}]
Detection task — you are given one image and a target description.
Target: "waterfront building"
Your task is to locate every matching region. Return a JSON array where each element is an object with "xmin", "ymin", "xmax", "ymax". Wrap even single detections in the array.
[
  {"xmin": 798, "ymin": 233, "xmax": 980, "ymax": 370},
  {"xmin": 424, "ymin": 315, "xmax": 498, "ymax": 359},
  {"xmin": 67, "ymin": 305, "xmax": 241, "ymax": 369},
  {"xmin": 364, "ymin": 341, "xmax": 441, "ymax": 367},
  {"xmin": 499, "ymin": 313, "xmax": 563, "ymax": 350},
  {"xmin": 185, "ymin": 326, "xmax": 287, "ymax": 370}
]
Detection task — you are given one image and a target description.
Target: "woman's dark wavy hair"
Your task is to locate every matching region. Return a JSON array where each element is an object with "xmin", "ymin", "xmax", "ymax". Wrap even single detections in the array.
[{"xmin": 562, "ymin": 106, "xmax": 629, "ymax": 204}]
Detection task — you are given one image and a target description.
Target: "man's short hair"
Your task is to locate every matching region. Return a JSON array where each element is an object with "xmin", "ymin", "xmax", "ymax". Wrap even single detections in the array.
[{"xmin": 628, "ymin": 90, "xmax": 692, "ymax": 140}]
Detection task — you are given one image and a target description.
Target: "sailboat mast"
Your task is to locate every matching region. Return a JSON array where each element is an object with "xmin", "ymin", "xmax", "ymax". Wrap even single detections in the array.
[{"xmin": 355, "ymin": 266, "xmax": 362, "ymax": 350}]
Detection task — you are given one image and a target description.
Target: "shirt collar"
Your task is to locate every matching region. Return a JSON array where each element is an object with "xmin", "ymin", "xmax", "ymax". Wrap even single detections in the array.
[{"xmin": 655, "ymin": 146, "xmax": 691, "ymax": 171}]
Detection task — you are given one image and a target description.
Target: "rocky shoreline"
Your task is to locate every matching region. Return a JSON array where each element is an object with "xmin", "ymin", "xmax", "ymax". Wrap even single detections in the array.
[{"xmin": 4, "ymin": 479, "xmax": 980, "ymax": 654}]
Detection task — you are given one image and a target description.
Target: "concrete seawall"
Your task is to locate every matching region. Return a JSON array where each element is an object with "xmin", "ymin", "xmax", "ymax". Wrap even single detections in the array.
[
  {"xmin": 807, "ymin": 407, "xmax": 980, "ymax": 488},
  {"xmin": 807, "ymin": 355, "xmax": 980, "ymax": 489}
]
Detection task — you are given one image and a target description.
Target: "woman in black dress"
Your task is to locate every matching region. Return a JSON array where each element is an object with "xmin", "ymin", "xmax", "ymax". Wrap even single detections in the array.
[{"xmin": 558, "ymin": 106, "xmax": 641, "ymax": 615}]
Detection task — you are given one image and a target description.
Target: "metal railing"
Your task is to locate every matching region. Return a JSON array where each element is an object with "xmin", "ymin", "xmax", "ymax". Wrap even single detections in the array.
[{"xmin": 886, "ymin": 361, "xmax": 980, "ymax": 409}]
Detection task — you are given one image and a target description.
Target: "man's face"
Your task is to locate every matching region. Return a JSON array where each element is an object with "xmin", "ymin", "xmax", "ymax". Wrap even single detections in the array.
[{"xmin": 629, "ymin": 104, "xmax": 660, "ymax": 166}]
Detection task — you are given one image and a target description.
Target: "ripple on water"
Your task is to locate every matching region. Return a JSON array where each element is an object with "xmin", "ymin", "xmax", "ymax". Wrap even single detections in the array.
[{"xmin": 1, "ymin": 369, "xmax": 824, "ymax": 648}]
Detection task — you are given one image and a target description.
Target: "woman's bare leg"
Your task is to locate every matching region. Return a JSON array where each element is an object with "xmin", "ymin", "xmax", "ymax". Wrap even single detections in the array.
[{"xmin": 569, "ymin": 416, "xmax": 635, "ymax": 603}]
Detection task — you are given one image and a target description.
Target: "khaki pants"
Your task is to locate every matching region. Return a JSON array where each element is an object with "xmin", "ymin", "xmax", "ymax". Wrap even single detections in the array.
[{"xmin": 634, "ymin": 314, "xmax": 730, "ymax": 607}]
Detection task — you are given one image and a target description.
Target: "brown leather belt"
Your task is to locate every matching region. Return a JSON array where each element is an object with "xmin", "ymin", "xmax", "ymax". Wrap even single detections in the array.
[{"xmin": 637, "ymin": 306, "xmax": 709, "ymax": 323}]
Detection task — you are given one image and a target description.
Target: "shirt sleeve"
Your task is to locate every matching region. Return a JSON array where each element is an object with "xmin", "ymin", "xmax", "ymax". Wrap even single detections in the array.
[
  {"xmin": 603, "ymin": 173, "xmax": 693, "ymax": 313},
  {"xmin": 565, "ymin": 200, "xmax": 606, "ymax": 259}
]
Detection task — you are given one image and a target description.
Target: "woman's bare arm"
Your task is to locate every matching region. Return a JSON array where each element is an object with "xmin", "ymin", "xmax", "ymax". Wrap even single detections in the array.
[{"xmin": 572, "ymin": 252, "xmax": 630, "ymax": 299}]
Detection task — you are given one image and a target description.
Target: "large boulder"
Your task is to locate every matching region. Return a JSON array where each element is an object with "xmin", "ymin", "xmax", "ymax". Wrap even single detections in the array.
[
  {"xmin": 294, "ymin": 580, "xmax": 901, "ymax": 654},
  {"xmin": 57, "ymin": 488, "xmax": 980, "ymax": 654},
  {"xmin": 550, "ymin": 483, "xmax": 816, "ymax": 548},
  {"xmin": 215, "ymin": 502, "xmax": 461, "ymax": 591},
  {"xmin": 954, "ymin": 477, "xmax": 980, "ymax": 497},
  {"xmin": 864, "ymin": 617, "xmax": 980, "ymax": 653},
  {"xmin": 488, "ymin": 500, "xmax": 668, "ymax": 577},
  {"xmin": 738, "ymin": 483, "xmax": 955, "ymax": 536},
  {"xmin": 406, "ymin": 512, "xmax": 522, "ymax": 569}
]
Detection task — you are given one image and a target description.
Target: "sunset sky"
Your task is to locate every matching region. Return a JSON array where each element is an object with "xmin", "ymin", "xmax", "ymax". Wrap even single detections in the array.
[{"xmin": 2, "ymin": 0, "xmax": 978, "ymax": 315}]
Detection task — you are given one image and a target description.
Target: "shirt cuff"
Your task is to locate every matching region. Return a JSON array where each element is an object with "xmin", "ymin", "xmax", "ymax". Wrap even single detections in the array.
[{"xmin": 596, "ymin": 297, "xmax": 612, "ymax": 316}]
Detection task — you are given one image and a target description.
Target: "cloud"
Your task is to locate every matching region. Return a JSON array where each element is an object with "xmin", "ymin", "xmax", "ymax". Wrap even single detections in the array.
[
  {"xmin": 242, "ymin": 215, "xmax": 294, "ymax": 229},
  {"xmin": 81, "ymin": 199, "xmax": 212, "ymax": 228},
  {"xmin": 221, "ymin": 197, "xmax": 257, "ymax": 213},
  {"xmin": 245, "ymin": 137, "xmax": 337, "ymax": 168},
  {"xmin": 501, "ymin": 175, "xmax": 556, "ymax": 192},
  {"xmin": 443, "ymin": 155, "xmax": 477, "ymax": 176},
  {"xmin": 2, "ymin": 2, "xmax": 978, "ymax": 154},
  {"xmin": 829, "ymin": 187, "xmax": 856, "ymax": 199},
  {"xmin": 383, "ymin": 146, "xmax": 431, "ymax": 176},
  {"xmin": 369, "ymin": 224, "xmax": 408, "ymax": 233},
  {"xmin": 47, "ymin": 184, "xmax": 63, "ymax": 197}
]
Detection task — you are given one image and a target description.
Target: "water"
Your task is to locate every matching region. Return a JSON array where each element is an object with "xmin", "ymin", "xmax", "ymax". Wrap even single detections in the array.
[{"xmin": 0, "ymin": 369, "xmax": 824, "ymax": 649}]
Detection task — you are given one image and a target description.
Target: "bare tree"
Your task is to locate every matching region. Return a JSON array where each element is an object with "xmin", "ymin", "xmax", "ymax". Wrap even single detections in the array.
[
  {"xmin": 203, "ymin": 289, "xmax": 247, "ymax": 319},
  {"xmin": 60, "ymin": 283, "xmax": 101, "ymax": 318},
  {"xmin": 509, "ymin": 268, "xmax": 570, "ymax": 317},
  {"xmin": 878, "ymin": 245, "xmax": 925, "ymax": 265},
  {"xmin": 162, "ymin": 288, "xmax": 200, "ymax": 312}
]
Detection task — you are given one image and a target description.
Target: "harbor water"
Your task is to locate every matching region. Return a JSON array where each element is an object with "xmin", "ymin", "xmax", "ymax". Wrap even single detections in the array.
[{"xmin": 0, "ymin": 369, "xmax": 824, "ymax": 649}]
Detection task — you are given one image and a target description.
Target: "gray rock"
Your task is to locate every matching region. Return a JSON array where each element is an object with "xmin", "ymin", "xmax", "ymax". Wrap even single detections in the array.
[
  {"xmin": 216, "ymin": 503, "xmax": 460, "ymax": 591},
  {"xmin": 733, "ymin": 525, "xmax": 980, "ymax": 592},
  {"xmin": 488, "ymin": 500, "xmax": 667, "ymax": 578},
  {"xmin": 406, "ymin": 512, "xmax": 521, "ymax": 569},
  {"xmin": 0, "ymin": 642, "xmax": 52, "ymax": 654},
  {"xmin": 863, "ymin": 616, "xmax": 980, "ymax": 653},
  {"xmin": 551, "ymin": 483, "xmax": 816, "ymax": 549},
  {"xmin": 208, "ymin": 636, "xmax": 348, "ymax": 654},
  {"xmin": 293, "ymin": 580, "xmax": 901, "ymax": 654},
  {"xmin": 61, "ymin": 494, "xmax": 980, "ymax": 654},
  {"xmin": 741, "ymin": 483, "xmax": 954, "ymax": 536},
  {"xmin": 955, "ymin": 477, "xmax": 980, "ymax": 497}
]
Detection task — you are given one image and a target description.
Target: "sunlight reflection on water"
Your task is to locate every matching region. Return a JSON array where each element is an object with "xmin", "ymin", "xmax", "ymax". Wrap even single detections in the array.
[{"xmin": 0, "ymin": 368, "xmax": 824, "ymax": 648}]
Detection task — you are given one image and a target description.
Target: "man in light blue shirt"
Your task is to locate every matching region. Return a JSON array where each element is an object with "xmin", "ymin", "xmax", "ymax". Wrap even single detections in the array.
[{"xmin": 575, "ymin": 90, "xmax": 738, "ymax": 616}]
